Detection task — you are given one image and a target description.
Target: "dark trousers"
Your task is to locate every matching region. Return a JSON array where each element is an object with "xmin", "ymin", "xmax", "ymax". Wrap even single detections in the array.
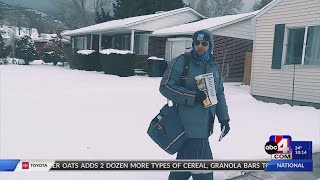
[{"xmin": 169, "ymin": 138, "xmax": 213, "ymax": 180}]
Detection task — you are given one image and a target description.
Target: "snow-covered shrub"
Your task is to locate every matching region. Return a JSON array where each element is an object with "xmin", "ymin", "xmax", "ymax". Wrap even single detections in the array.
[
  {"xmin": 147, "ymin": 56, "xmax": 167, "ymax": 77},
  {"xmin": 77, "ymin": 50, "xmax": 95, "ymax": 55},
  {"xmin": 99, "ymin": 49, "xmax": 136, "ymax": 77},
  {"xmin": 42, "ymin": 37, "xmax": 64, "ymax": 65},
  {"xmin": 0, "ymin": 58, "xmax": 9, "ymax": 65},
  {"xmin": 99, "ymin": 49, "xmax": 134, "ymax": 55},
  {"xmin": 42, "ymin": 51, "xmax": 63, "ymax": 65},
  {"xmin": 76, "ymin": 50, "xmax": 101, "ymax": 71},
  {"xmin": 11, "ymin": 58, "xmax": 25, "ymax": 65},
  {"xmin": 15, "ymin": 35, "xmax": 38, "ymax": 65}
]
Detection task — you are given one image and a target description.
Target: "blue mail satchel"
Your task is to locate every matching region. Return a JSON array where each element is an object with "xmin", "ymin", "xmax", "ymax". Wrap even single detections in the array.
[
  {"xmin": 147, "ymin": 103, "xmax": 187, "ymax": 155},
  {"xmin": 147, "ymin": 53, "xmax": 191, "ymax": 155}
]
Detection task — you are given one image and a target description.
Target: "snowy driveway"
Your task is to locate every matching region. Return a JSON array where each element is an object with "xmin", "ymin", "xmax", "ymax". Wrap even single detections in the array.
[{"xmin": 0, "ymin": 64, "xmax": 319, "ymax": 180}]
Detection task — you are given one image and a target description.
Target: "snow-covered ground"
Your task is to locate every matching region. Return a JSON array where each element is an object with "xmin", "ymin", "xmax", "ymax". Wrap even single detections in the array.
[{"xmin": 0, "ymin": 63, "xmax": 319, "ymax": 180}]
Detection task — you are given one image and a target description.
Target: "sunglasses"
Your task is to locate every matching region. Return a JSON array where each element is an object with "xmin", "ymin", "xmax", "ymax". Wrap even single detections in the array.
[{"xmin": 195, "ymin": 41, "xmax": 209, "ymax": 47}]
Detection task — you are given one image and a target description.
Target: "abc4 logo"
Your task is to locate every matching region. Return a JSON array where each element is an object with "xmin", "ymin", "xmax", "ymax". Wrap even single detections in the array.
[{"xmin": 265, "ymin": 135, "xmax": 292, "ymax": 159}]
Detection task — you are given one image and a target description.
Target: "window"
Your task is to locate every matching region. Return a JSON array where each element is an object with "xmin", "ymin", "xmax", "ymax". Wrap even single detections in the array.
[
  {"xmin": 134, "ymin": 34, "xmax": 148, "ymax": 55},
  {"xmin": 121, "ymin": 35, "xmax": 130, "ymax": 50},
  {"xmin": 112, "ymin": 36, "xmax": 121, "ymax": 49},
  {"xmin": 75, "ymin": 36, "xmax": 87, "ymax": 50},
  {"xmin": 284, "ymin": 25, "xmax": 320, "ymax": 65},
  {"xmin": 305, "ymin": 26, "xmax": 320, "ymax": 65},
  {"xmin": 76, "ymin": 37, "xmax": 83, "ymax": 49},
  {"xmin": 285, "ymin": 28, "xmax": 305, "ymax": 65},
  {"xmin": 111, "ymin": 37, "xmax": 116, "ymax": 49}
]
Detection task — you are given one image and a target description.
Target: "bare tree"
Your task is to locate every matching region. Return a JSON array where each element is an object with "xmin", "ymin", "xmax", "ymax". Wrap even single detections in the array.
[
  {"xmin": 68, "ymin": 0, "xmax": 91, "ymax": 26},
  {"xmin": 190, "ymin": 0, "xmax": 244, "ymax": 17},
  {"xmin": 23, "ymin": 11, "xmax": 45, "ymax": 33},
  {"xmin": 51, "ymin": 0, "xmax": 90, "ymax": 28},
  {"xmin": 253, "ymin": 0, "xmax": 272, "ymax": 10},
  {"xmin": 93, "ymin": 0, "xmax": 111, "ymax": 11},
  {"xmin": 52, "ymin": 0, "xmax": 113, "ymax": 29},
  {"xmin": 191, "ymin": 0, "xmax": 210, "ymax": 17}
]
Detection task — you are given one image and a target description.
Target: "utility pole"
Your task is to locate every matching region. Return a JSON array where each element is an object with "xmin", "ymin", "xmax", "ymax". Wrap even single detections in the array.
[
  {"xmin": 291, "ymin": 63, "xmax": 296, "ymax": 107},
  {"xmin": 9, "ymin": 26, "xmax": 16, "ymax": 61},
  {"xmin": 17, "ymin": 13, "xmax": 21, "ymax": 36}
]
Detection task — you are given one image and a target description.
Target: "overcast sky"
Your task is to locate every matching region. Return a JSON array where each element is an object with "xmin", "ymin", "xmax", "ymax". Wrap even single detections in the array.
[{"xmin": 0, "ymin": 0, "xmax": 257, "ymax": 13}]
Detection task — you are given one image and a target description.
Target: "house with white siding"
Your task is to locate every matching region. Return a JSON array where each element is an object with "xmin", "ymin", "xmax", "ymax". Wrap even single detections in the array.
[
  {"xmin": 61, "ymin": 7, "xmax": 205, "ymax": 71},
  {"xmin": 152, "ymin": 11, "xmax": 258, "ymax": 82},
  {"xmin": 251, "ymin": 0, "xmax": 320, "ymax": 108}
]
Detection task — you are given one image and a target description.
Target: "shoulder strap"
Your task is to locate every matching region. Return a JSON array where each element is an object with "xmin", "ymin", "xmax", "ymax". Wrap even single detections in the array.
[
  {"xmin": 166, "ymin": 53, "xmax": 191, "ymax": 106},
  {"xmin": 181, "ymin": 53, "xmax": 191, "ymax": 87}
]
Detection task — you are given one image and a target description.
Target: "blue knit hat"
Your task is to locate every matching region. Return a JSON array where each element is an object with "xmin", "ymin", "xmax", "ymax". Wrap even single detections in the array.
[{"xmin": 192, "ymin": 29, "xmax": 214, "ymax": 50}]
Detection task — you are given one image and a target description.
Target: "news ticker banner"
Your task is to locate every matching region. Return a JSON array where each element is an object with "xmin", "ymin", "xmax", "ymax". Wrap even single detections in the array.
[{"xmin": 0, "ymin": 160, "xmax": 313, "ymax": 172}]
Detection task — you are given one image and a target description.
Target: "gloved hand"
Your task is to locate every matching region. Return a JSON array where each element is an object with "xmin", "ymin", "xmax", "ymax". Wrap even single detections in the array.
[
  {"xmin": 220, "ymin": 121, "xmax": 230, "ymax": 137},
  {"xmin": 195, "ymin": 91, "xmax": 207, "ymax": 103}
]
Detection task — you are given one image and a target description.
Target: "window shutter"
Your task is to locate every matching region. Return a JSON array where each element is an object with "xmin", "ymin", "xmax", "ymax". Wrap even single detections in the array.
[{"xmin": 271, "ymin": 24, "xmax": 285, "ymax": 69}]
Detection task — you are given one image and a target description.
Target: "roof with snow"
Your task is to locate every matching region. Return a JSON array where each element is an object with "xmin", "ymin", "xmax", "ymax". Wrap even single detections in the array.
[
  {"xmin": 61, "ymin": 7, "xmax": 206, "ymax": 36},
  {"xmin": 152, "ymin": 11, "xmax": 260, "ymax": 37},
  {"xmin": 33, "ymin": 33, "xmax": 58, "ymax": 42},
  {"xmin": 0, "ymin": 25, "xmax": 39, "ymax": 39},
  {"xmin": 33, "ymin": 33, "xmax": 70, "ymax": 43}
]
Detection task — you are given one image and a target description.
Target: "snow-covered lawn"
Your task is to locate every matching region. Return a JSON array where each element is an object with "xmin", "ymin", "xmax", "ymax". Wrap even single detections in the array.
[{"xmin": 0, "ymin": 64, "xmax": 319, "ymax": 180}]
